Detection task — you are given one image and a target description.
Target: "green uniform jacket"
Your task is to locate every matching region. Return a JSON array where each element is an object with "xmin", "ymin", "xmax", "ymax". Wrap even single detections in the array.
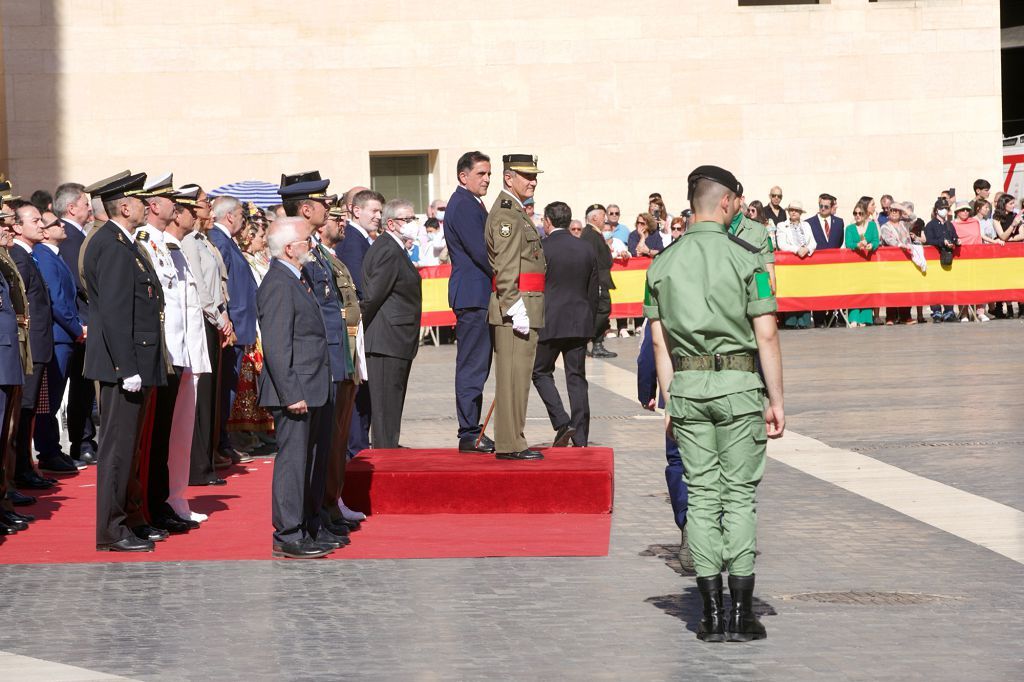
[
  {"xmin": 731, "ymin": 214, "xmax": 775, "ymax": 265},
  {"xmin": 643, "ymin": 220, "xmax": 776, "ymax": 404},
  {"xmin": 485, "ymin": 190, "xmax": 546, "ymax": 329}
]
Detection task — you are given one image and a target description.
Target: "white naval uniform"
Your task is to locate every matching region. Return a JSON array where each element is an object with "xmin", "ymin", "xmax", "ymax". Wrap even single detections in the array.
[{"xmin": 136, "ymin": 225, "xmax": 212, "ymax": 520}]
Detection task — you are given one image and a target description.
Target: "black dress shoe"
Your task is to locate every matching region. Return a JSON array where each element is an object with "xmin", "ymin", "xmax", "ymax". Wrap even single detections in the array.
[
  {"xmin": 7, "ymin": 490, "xmax": 36, "ymax": 506},
  {"xmin": 322, "ymin": 519, "xmax": 352, "ymax": 537},
  {"xmin": 65, "ymin": 454, "xmax": 88, "ymax": 471},
  {"xmin": 552, "ymin": 424, "xmax": 576, "ymax": 447},
  {"xmin": 315, "ymin": 528, "xmax": 350, "ymax": 549},
  {"xmin": 77, "ymin": 451, "xmax": 98, "ymax": 465},
  {"xmin": 37, "ymin": 457, "xmax": 79, "ymax": 475},
  {"xmin": 14, "ymin": 472, "xmax": 55, "ymax": 490},
  {"xmin": 151, "ymin": 517, "xmax": 191, "ymax": 534},
  {"xmin": 333, "ymin": 517, "xmax": 360, "ymax": 531},
  {"xmin": 272, "ymin": 538, "xmax": 333, "ymax": 559},
  {"xmin": 97, "ymin": 536, "xmax": 155, "ymax": 552},
  {"xmin": 172, "ymin": 514, "xmax": 201, "ymax": 530},
  {"xmin": 133, "ymin": 525, "xmax": 170, "ymax": 542},
  {"xmin": 496, "ymin": 449, "xmax": 544, "ymax": 461},
  {"xmin": 0, "ymin": 510, "xmax": 29, "ymax": 531},
  {"xmin": 0, "ymin": 519, "xmax": 18, "ymax": 535},
  {"xmin": 8, "ymin": 510, "xmax": 34, "ymax": 523},
  {"xmin": 192, "ymin": 477, "xmax": 227, "ymax": 486},
  {"xmin": 459, "ymin": 436, "xmax": 495, "ymax": 454}
]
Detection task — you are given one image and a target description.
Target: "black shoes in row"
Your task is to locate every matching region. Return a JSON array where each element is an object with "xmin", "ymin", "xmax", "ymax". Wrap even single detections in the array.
[
  {"xmin": 273, "ymin": 516, "xmax": 362, "ymax": 559},
  {"xmin": 696, "ymin": 574, "xmax": 767, "ymax": 643}
]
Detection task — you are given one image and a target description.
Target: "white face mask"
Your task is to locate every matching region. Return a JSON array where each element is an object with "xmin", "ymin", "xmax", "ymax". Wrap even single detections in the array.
[
  {"xmin": 937, "ymin": 209, "xmax": 948, "ymax": 218},
  {"xmin": 436, "ymin": 210, "xmax": 445, "ymax": 222}
]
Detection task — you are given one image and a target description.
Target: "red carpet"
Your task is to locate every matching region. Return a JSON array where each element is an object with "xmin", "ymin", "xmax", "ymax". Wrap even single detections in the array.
[
  {"xmin": 345, "ymin": 447, "xmax": 614, "ymax": 514},
  {"xmin": 0, "ymin": 449, "xmax": 613, "ymax": 565}
]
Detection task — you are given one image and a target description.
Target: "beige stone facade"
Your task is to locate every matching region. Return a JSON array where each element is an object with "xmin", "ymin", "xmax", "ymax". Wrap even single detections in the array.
[{"xmin": 0, "ymin": 0, "xmax": 1003, "ymax": 220}]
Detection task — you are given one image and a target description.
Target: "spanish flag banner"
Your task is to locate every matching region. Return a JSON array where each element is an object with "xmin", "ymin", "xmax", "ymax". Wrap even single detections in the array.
[{"xmin": 416, "ymin": 244, "xmax": 1024, "ymax": 323}]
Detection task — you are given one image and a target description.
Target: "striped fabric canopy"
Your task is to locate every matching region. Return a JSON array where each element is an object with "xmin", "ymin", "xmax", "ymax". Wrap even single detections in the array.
[{"xmin": 207, "ymin": 180, "xmax": 281, "ymax": 208}]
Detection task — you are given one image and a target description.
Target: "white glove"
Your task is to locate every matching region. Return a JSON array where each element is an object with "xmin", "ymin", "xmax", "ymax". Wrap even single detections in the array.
[
  {"xmin": 507, "ymin": 298, "xmax": 530, "ymax": 335},
  {"xmin": 121, "ymin": 374, "xmax": 142, "ymax": 392}
]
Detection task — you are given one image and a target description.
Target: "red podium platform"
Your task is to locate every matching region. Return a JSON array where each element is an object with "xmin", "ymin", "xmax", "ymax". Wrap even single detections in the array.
[
  {"xmin": 0, "ymin": 448, "xmax": 613, "ymax": 564},
  {"xmin": 344, "ymin": 447, "xmax": 614, "ymax": 514}
]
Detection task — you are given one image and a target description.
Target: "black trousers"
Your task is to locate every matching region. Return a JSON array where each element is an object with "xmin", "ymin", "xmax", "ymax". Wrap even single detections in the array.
[
  {"xmin": 190, "ymin": 321, "xmax": 220, "ymax": 484},
  {"xmin": 271, "ymin": 402, "xmax": 330, "ymax": 545},
  {"xmin": 14, "ymin": 362, "xmax": 45, "ymax": 477},
  {"xmin": 592, "ymin": 284, "xmax": 612, "ymax": 343},
  {"xmin": 146, "ymin": 366, "xmax": 182, "ymax": 522},
  {"xmin": 66, "ymin": 343, "xmax": 98, "ymax": 458},
  {"xmin": 96, "ymin": 383, "xmax": 152, "ymax": 544},
  {"xmin": 531, "ymin": 337, "xmax": 590, "ymax": 446},
  {"xmin": 0, "ymin": 385, "xmax": 21, "ymax": 511},
  {"xmin": 324, "ymin": 380, "xmax": 356, "ymax": 519},
  {"xmin": 367, "ymin": 353, "xmax": 412, "ymax": 449}
]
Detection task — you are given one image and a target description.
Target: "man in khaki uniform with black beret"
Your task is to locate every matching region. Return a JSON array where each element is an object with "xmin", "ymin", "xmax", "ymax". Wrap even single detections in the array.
[{"xmin": 486, "ymin": 154, "xmax": 546, "ymax": 461}]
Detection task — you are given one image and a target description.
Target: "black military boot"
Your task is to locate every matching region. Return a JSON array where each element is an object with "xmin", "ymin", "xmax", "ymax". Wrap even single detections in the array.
[
  {"xmin": 695, "ymin": 575, "xmax": 726, "ymax": 642},
  {"xmin": 726, "ymin": 574, "xmax": 767, "ymax": 642}
]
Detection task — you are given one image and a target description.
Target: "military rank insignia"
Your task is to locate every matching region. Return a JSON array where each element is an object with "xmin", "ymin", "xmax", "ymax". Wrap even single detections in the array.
[
  {"xmin": 500, "ymin": 199, "xmax": 513, "ymax": 209},
  {"xmin": 499, "ymin": 222, "xmax": 512, "ymax": 238},
  {"xmin": 136, "ymin": 258, "xmax": 146, "ymax": 271},
  {"xmin": 137, "ymin": 230, "xmax": 149, "ymax": 242}
]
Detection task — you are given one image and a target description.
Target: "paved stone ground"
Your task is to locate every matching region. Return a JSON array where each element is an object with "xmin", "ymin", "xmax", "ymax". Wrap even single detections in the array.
[{"xmin": 1, "ymin": 320, "xmax": 1022, "ymax": 680}]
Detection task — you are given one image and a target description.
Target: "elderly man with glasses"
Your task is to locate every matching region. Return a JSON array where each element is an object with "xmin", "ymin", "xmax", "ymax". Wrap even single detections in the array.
[{"xmin": 605, "ymin": 204, "xmax": 630, "ymax": 243}]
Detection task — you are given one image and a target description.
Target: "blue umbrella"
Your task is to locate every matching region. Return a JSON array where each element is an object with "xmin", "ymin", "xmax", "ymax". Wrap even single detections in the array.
[{"xmin": 208, "ymin": 180, "xmax": 281, "ymax": 208}]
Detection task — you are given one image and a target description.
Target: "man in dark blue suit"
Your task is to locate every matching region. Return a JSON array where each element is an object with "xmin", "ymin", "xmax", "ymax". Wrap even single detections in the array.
[
  {"xmin": 334, "ymin": 188, "xmax": 382, "ymax": 456},
  {"xmin": 7, "ymin": 201, "xmax": 70, "ymax": 482},
  {"xmin": 54, "ymin": 182, "xmax": 98, "ymax": 464},
  {"xmin": 444, "ymin": 151, "xmax": 497, "ymax": 453},
  {"xmin": 208, "ymin": 195, "xmax": 259, "ymax": 465},
  {"xmin": 637, "ymin": 318, "xmax": 692, "ymax": 573},
  {"xmin": 33, "ymin": 211, "xmax": 87, "ymax": 474},
  {"xmin": 806, "ymin": 193, "xmax": 844, "ymax": 250}
]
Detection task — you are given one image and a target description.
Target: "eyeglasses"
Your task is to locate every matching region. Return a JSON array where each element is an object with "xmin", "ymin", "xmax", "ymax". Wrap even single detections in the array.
[
  {"xmin": 853, "ymin": 211, "xmax": 865, "ymax": 216},
  {"xmin": 608, "ymin": 211, "xmax": 619, "ymax": 216},
  {"xmin": 436, "ymin": 206, "xmax": 446, "ymax": 211},
  {"xmin": 770, "ymin": 193, "xmax": 782, "ymax": 199},
  {"xmin": 390, "ymin": 216, "xmax": 416, "ymax": 224},
  {"xmin": 819, "ymin": 204, "xmax": 831, "ymax": 210}
]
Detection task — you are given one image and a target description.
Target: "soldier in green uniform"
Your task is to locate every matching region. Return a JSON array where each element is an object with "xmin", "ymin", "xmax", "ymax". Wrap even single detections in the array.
[
  {"xmin": 645, "ymin": 165, "xmax": 785, "ymax": 643},
  {"xmin": 730, "ymin": 200, "xmax": 776, "ymax": 290},
  {"xmin": 486, "ymin": 154, "xmax": 546, "ymax": 461}
]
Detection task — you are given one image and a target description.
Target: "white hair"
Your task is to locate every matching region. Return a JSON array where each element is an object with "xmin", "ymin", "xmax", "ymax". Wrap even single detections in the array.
[
  {"xmin": 267, "ymin": 217, "xmax": 304, "ymax": 258},
  {"xmin": 211, "ymin": 195, "xmax": 241, "ymax": 221}
]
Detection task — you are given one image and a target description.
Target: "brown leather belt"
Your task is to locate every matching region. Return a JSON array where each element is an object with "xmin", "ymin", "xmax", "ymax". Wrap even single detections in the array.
[{"xmin": 674, "ymin": 353, "xmax": 756, "ymax": 372}]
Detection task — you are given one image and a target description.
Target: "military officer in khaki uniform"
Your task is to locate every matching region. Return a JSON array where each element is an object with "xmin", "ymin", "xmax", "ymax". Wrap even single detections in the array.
[
  {"xmin": 486, "ymin": 154, "xmax": 546, "ymax": 461},
  {"xmin": 645, "ymin": 165, "xmax": 784, "ymax": 643}
]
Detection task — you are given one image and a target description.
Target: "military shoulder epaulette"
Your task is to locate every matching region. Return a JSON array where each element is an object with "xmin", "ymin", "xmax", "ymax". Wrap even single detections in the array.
[
  {"xmin": 137, "ymin": 230, "xmax": 150, "ymax": 242},
  {"xmin": 727, "ymin": 232, "xmax": 759, "ymax": 254},
  {"xmin": 500, "ymin": 199, "xmax": 513, "ymax": 209},
  {"xmin": 166, "ymin": 242, "xmax": 180, "ymax": 250}
]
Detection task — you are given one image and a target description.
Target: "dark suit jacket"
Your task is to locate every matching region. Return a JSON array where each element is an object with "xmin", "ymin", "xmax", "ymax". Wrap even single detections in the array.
[
  {"xmin": 58, "ymin": 219, "xmax": 88, "ymax": 324},
  {"xmin": 807, "ymin": 214, "xmax": 845, "ymax": 250},
  {"xmin": 257, "ymin": 259, "xmax": 330, "ymax": 409},
  {"xmin": 208, "ymin": 225, "xmax": 258, "ymax": 345},
  {"xmin": 445, "ymin": 185, "xmax": 492, "ymax": 310},
  {"xmin": 303, "ymin": 243, "xmax": 350, "ymax": 383},
  {"xmin": 335, "ymin": 222, "xmax": 372, "ymax": 300},
  {"xmin": 580, "ymin": 225, "xmax": 615, "ymax": 289},
  {"xmin": 361, "ymin": 232, "xmax": 422, "ymax": 360},
  {"xmin": 10, "ymin": 242, "xmax": 54, "ymax": 364},
  {"xmin": 82, "ymin": 221, "xmax": 166, "ymax": 387},
  {"xmin": 35, "ymin": 244, "xmax": 83, "ymax": 345},
  {"xmin": 538, "ymin": 229, "xmax": 598, "ymax": 342},
  {"xmin": 0, "ymin": 271, "xmax": 25, "ymax": 386}
]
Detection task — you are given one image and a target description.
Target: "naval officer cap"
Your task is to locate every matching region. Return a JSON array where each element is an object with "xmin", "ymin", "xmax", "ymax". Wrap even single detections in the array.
[
  {"xmin": 502, "ymin": 154, "xmax": 543, "ymax": 174},
  {"xmin": 0, "ymin": 180, "xmax": 21, "ymax": 203},
  {"xmin": 281, "ymin": 170, "xmax": 322, "ymax": 188},
  {"xmin": 139, "ymin": 172, "xmax": 175, "ymax": 198},
  {"xmin": 279, "ymin": 178, "xmax": 332, "ymax": 202},
  {"xmin": 172, "ymin": 185, "xmax": 201, "ymax": 207},
  {"xmin": 88, "ymin": 171, "xmax": 148, "ymax": 202},
  {"xmin": 686, "ymin": 165, "xmax": 743, "ymax": 201}
]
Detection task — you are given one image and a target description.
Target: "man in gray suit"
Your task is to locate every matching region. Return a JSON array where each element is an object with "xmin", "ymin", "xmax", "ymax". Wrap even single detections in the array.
[
  {"xmin": 361, "ymin": 199, "xmax": 422, "ymax": 449},
  {"xmin": 258, "ymin": 217, "xmax": 344, "ymax": 559}
]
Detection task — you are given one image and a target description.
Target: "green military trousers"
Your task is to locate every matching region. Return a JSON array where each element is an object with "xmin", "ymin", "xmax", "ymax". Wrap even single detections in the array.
[
  {"xmin": 670, "ymin": 388, "xmax": 767, "ymax": 578},
  {"xmin": 493, "ymin": 325, "xmax": 538, "ymax": 453}
]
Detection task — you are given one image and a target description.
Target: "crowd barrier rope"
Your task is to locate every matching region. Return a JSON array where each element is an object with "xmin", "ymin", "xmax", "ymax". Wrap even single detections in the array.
[{"xmin": 417, "ymin": 244, "xmax": 1024, "ymax": 324}]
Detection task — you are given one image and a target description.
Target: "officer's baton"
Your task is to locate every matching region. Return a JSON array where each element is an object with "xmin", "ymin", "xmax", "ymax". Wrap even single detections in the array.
[{"xmin": 475, "ymin": 397, "xmax": 496, "ymax": 449}]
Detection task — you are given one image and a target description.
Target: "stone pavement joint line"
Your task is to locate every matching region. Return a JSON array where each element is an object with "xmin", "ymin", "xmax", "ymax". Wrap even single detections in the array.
[{"xmin": 768, "ymin": 432, "xmax": 1024, "ymax": 565}]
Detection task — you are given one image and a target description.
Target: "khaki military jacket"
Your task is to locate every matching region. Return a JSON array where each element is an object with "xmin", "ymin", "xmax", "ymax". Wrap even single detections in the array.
[
  {"xmin": 0, "ymin": 247, "xmax": 32, "ymax": 373},
  {"xmin": 319, "ymin": 243, "xmax": 361, "ymax": 335},
  {"xmin": 485, "ymin": 190, "xmax": 546, "ymax": 328}
]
